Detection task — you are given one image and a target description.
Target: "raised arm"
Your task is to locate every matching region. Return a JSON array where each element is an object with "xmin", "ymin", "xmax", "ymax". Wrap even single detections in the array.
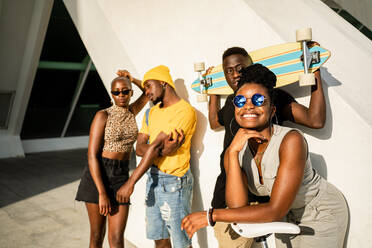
[
  {"xmin": 284, "ymin": 70, "xmax": 326, "ymax": 128},
  {"xmin": 204, "ymin": 65, "xmax": 223, "ymax": 130},
  {"xmin": 117, "ymin": 69, "xmax": 148, "ymax": 116},
  {"xmin": 280, "ymin": 42, "xmax": 326, "ymax": 128},
  {"xmin": 87, "ymin": 111, "xmax": 111, "ymax": 216},
  {"xmin": 208, "ymin": 95, "xmax": 222, "ymax": 130}
]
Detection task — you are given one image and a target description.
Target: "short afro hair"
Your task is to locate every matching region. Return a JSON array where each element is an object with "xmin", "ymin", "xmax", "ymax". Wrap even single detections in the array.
[
  {"xmin": 222, "ymin": 47, "xmax": 252, "ymax": 63},
  {"xmin": 236, "ymin": 64, "xmax": 276, "ymax": 104}
]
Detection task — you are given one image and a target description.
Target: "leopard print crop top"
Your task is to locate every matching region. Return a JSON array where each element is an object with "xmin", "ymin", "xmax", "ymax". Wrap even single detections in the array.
[{"xmin": 102, "ymin": 104, "xmax": 138, "ymax": 153}]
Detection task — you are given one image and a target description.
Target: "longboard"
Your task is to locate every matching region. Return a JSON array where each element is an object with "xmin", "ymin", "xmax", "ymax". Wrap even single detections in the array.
[{"xmin": 191, "ymin": 42, "xmax": 331, "ymax": 95}]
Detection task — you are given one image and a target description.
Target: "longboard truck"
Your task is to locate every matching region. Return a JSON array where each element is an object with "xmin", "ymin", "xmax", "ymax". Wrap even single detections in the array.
[{"xmin": 194, "ymin": 62, "xmax": 212, "ymax": 102}]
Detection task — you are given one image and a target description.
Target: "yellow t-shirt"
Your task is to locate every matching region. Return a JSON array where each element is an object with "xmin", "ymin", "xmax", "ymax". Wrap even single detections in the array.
[{"xmin": 139, "ymin": 99, "xmax": 197, "ymax": 177}]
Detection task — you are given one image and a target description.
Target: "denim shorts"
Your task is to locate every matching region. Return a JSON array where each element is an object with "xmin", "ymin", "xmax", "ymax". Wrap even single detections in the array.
[
  {"xmin": 145, "ymin": 166, "xmax": 193, "ymax": 248},
  {"xmin": 75, "ymin": 157, "xmax": 130, "ymax": 205}
]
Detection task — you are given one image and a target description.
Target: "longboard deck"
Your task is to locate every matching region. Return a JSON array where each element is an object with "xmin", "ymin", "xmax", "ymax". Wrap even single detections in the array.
[{"xmin": 191, "ymin": 42, "xmax": 330, "ymax": 95}]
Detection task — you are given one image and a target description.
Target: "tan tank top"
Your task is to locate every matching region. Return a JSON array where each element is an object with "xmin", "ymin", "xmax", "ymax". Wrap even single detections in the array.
[
  {"xmin": 102, "ymin": 104, "xmax": 138, "ymax": 153},
  {"xmin": 239, "ymin": 125, "xmax": 321, "ymax": 209}
]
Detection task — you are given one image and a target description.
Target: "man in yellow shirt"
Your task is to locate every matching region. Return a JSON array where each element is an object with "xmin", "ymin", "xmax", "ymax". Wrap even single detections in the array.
[{"xmin": 118, "ymin": 65, "xmax": 197, "ymax": 248}]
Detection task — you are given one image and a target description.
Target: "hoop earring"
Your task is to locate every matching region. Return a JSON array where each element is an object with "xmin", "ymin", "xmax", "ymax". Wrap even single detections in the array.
[
  {"xmin": 273, "ymin": 113, "xmax": 279, "ymax": 125},
  {"xmin": 229, "ymin": 118, "xmax": 235, "ymax": 137}
]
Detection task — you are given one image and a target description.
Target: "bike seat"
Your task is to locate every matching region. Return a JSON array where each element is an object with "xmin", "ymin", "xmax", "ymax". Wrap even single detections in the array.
[{"xmin": 231, "ymin": 222, "xmax": 300, "ymax": 238}]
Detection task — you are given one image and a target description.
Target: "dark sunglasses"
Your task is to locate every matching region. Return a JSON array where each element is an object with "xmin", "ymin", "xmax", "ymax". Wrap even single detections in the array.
[
  {"xmin": 233, "ymin": 93, "xmax": 266, "ymax": 108},
  {"xmin": 111, "ymin": 89, "xmax": 132, "ymax": 96}
]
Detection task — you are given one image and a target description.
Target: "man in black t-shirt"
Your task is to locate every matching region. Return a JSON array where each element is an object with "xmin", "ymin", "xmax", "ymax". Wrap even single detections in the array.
[{"xmin": 208, "ymin": 47, "xmax": 326, "ymax": 247}]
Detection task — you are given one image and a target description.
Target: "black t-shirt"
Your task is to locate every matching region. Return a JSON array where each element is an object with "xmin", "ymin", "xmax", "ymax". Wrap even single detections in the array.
[{"xmin": 211, "ymin": 89, "xmax": 296, "ymax": 208}]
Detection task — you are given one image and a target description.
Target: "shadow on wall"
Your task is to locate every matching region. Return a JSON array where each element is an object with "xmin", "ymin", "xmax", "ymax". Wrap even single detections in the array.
[
  {"xmin": 309, "ymin": 152, "xmax": 327, "ymax": 180},
  {"xmin": 175, "ymin": 78, "xmax": 190, "ymax": 103},
  {"xmin": 281, "ymin": 67, "xmax": 341, "ymax": 141},
  {"xmin": 175, "ymin": 78, "xmax": 210, "ymax": 247}
]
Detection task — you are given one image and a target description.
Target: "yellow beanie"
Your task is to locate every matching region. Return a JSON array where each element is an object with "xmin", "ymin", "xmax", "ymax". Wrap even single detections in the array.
[{"xmin": 142, "ymin": 65, "xmax": 175, "ymax": 89}]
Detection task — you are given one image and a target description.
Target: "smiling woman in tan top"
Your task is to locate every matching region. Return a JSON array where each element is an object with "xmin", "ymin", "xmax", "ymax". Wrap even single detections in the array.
[
  {"xmin": 182, "ymin": 64, "xmax": 348, "ymax": 248},
  {"xmin": 75, "ymin": 70, "xmax": 147, "ymax": 248}
]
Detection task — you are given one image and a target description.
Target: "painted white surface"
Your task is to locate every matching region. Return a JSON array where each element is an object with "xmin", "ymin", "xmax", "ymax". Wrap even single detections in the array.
[
  {"xmin": 63, "ymin": 0, "xmax": 372, "ymax": 247},
  {"xmin": 332, "ymin": 0, "xmax": 372, "ymax": 30},
  {"xmin": 0, "ymin": 0, "xmax": 53, "ymax": 158}
]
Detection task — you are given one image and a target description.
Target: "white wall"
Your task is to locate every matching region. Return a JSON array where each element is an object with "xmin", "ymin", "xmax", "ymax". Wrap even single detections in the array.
[
  {"xmin": 333, "ymin": 0, "xmax": 372, "ymax": 30},
  {"xmin": 0, "ymin": 0, "xmax": 53, "ymax": 158},
  {"xmin": 64, "ymin": 0, "xmax": 372, "ymax": 247}
]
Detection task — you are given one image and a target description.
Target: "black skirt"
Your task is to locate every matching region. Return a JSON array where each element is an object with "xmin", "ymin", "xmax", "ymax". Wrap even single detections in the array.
[{"xmin": 75, "ymin": 157, "xmax": 130, "ymax": 205}]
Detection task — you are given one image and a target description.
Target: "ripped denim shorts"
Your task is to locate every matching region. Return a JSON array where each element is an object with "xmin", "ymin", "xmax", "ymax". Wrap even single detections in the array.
[{"xmin": 145, "ymin": 166, "xmax": 193, "ymax": 248}]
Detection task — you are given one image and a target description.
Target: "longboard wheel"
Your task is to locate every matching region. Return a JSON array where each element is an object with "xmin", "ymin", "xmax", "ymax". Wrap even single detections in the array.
[
  {"xmin": 194, "ymin": 62, "xmax": 205, "ymax": 72},
  {"xmin": 296, "ymin": 28, "xmax": 312, "ymax": 42},
  {"xmin": 299, "ymin": 73, "xmax": 315, "ymax": 86},
  {"xmin": 197, "ymin": 94, "xmax": 208, "ymax": 102}
]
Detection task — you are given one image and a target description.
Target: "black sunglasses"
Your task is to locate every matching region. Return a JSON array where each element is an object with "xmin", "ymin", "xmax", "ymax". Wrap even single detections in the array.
[
  {"xmin": 233, "ymin": 93, "xmax": 266, "ymax": 108},
  {"xmin": 111, "ymin": 89, "xmax": 132, "ymax": 96}
]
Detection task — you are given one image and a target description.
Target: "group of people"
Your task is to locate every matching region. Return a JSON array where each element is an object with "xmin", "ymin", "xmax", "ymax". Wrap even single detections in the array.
[{"xmin": 75, "ymin": 45, "xmax": 349, "ymax": 248}]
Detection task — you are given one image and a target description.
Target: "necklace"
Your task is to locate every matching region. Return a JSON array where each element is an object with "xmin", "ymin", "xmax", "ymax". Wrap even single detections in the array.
[{"xmin": 248, "ymin": 141, "xmax": 268, "ymax": 165}]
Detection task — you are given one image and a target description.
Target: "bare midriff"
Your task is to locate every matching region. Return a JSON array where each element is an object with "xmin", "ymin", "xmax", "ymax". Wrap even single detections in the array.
[{"xmin": 102, "ymin": 150, "xmax": 131, "ymax": 161}]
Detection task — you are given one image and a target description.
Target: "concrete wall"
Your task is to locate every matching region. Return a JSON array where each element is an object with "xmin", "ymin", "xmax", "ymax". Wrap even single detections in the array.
[
  {"xmin": 333, "ymin": 0, "xmax": 372, "ymax": 30},
  {"xmin": 0, "ymin": 0, "xmax": 53, "ymax": 158},
  {"xmin": 63, "ymin": 0, "xmax": 372, "ymax": 247}
]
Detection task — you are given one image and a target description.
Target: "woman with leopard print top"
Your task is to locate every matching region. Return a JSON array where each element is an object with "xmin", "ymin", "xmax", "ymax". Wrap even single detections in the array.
[{"xmin": 76, "ymin": 70, "xmax": 148, "ymax": 248}]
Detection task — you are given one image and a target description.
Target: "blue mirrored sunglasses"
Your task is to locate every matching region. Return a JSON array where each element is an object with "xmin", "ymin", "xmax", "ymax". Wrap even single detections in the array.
[{"xmin": 233, "ymin": 93, "xmax": 266, "ymax": 108}]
